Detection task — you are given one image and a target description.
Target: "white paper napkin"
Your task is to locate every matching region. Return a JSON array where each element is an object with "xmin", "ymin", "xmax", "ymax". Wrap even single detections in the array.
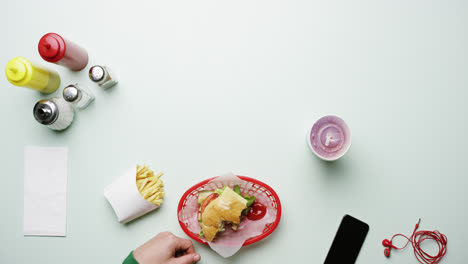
[{"xmin": 23, "ymin": 146, "xmax": 68, "ymax": 236}]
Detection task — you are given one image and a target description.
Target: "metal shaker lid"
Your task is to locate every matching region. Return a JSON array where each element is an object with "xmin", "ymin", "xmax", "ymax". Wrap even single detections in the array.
[
  {"xmin": 89, "ymin": 65, "xmax": 105, "ymax": 82},
  {"xmin": 33, "ymin": 99, "xmax": 58, "ymax": 125},
  {"xmin": 63, "ymin": 85, "xmax": 81, "ymax": 102}
]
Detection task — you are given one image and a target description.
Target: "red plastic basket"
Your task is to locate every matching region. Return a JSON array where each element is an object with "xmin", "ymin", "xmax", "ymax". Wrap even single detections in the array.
[{"xmin": 177, "ymin": 176, "xmax": 282, "ymax": 246}]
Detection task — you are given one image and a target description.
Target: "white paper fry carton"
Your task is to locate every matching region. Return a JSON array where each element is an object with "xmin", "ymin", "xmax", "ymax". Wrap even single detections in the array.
[{"xmin": 104, "ymin": 167, "xmax": 159, "ymax": 224}]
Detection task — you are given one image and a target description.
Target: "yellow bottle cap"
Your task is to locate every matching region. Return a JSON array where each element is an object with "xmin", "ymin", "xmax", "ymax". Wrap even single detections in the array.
[{"xmin": 5, "ymin": 57, "xmax": 32, "ymax": 86}]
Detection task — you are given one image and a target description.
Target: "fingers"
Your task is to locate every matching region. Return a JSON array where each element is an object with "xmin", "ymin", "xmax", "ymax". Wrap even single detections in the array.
[
  {"xmin": 173, "ymin": 237, "xmax": 195, "ymax": 254},
  {"xmin": 157, "ymin": 231, "xmax": 173, "ymax": 240},
  {"xmin": 170, "ymin": 253, "xmax": 201, "ymax": 264}
]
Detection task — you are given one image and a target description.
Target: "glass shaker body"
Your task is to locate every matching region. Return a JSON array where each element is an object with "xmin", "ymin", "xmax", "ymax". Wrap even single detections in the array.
[
  {"xmin": 63, "ymin": 84, "xmax": 95, "ymax": 110},
  {"xmin": 89, "ymin": 65, "xmax": 118, "ymax": 89},
  {"xmin": 33, "ymin": 98, "xmax": 74, "ymax": 130}
]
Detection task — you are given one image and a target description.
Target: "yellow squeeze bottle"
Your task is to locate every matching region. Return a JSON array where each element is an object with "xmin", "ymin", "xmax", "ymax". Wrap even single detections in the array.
[{"xmin": 5, "ymin": 57, "xmax": 60, "ymax": 93}]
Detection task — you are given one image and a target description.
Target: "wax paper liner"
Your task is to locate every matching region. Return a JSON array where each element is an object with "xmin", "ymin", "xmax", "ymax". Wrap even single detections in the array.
[
  {"xmin": 104, "ymin": 167, "xmax": 159, "ymax": 224},
  {"xmin": 178, "ymin": 172, "xmax": 277, "ymax": 258}
]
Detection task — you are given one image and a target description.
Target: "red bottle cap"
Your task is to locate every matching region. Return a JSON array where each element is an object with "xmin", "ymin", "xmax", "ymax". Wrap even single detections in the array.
[{"xmin": 38, "ymin": 33, "xmax": 66, "ymax": 62}]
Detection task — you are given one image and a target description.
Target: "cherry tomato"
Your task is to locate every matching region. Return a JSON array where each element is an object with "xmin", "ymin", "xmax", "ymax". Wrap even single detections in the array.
[
  {"xmin": 247, "ymin": 202, "xmax": 267, "ymax": 221},
  {"xmin": 200, "ymin": 193, "xmax": 219, "ymax": 215}
]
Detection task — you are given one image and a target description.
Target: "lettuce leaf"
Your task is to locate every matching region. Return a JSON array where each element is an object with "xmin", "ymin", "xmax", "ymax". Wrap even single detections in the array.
[
  {"xmin": 214, "ymin": 186, "xmax": 227, "ymax": 195},
  {"xmin": 244, "ymin": 194, "xmax": 256, "ymax": 207},
  {"xmin": 234, "ymin": 185, "xmax": 242, "ymax": 196}
]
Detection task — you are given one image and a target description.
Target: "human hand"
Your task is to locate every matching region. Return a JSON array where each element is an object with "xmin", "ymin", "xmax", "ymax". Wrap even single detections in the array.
[{"xmin": 133, "ymin": 232, "xmax": 201, "ymax": 264}]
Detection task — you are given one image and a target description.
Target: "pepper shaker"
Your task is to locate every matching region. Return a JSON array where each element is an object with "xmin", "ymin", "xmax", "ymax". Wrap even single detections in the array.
[
  {"xmin": 63, "ymin": 84, "xmax": 95, "ymax": 110},
  {"xmin": 89, "ymin": 65, "xmax": 118, "ymax": 89},
  {"xmin": 38, "ymin": 33, "xmax": 88, "ymax": 71},
  {"xmin": 33, "ymin": 98, "xmax": 74, "ymax": 130}
]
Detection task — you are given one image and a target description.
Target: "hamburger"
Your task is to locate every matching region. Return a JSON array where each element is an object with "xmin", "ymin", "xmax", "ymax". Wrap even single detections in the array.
[{"xmin": 198, "ymin": 185, "xmax": 256, "ymax": 241}]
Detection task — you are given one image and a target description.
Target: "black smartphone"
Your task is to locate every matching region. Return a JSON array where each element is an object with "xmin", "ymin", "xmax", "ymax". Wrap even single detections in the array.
[{"xmin": 324, "ymin": 215, "xmax": 369, "ymax": 264}]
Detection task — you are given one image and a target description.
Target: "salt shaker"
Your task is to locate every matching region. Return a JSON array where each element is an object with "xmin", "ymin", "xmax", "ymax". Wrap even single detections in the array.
[
  {"xmin": 89, "ymin": 65, "xmax": 118, "ymax": 89},
  {"xmin": 33, "ymin": 98, "xmax": 74, "ymax": 130},
  {"xmin": 63, "ymin": 84, "xmax": 95, "ymax": 109}
]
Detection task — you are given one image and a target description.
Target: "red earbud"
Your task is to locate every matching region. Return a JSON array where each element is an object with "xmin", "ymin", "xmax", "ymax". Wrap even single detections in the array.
[
  {"xmin": 384, "ymin": 247, "xmax": 391, "ymax": 257},
  {"xmin": 382, "ymin": 239, "xmax": 397, "ymax": 257},
  {"xmin": 382, "ymin": 239, "xmax": 391, "ymax": 247}
]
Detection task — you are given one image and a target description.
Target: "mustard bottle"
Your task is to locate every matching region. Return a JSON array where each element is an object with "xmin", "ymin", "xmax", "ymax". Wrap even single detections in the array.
[{"xmin": 5, "ymin": 57, "xmax": 60, "ymax": 93}]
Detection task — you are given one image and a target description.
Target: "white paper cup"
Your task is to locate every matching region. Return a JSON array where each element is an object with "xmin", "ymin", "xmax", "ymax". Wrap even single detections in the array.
[
  {"xmin": 307, "ymin": 115, "xmax": 352, "ymax": 161},
  {"xmin": 104, "ymin": 167, "xmax": 159, "ymax": 224}
]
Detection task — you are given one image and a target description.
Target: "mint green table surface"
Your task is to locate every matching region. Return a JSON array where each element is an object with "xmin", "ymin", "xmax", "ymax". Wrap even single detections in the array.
[{"xmin": 1, "ymin": 0, "xmax": 466, "ymax": 263}]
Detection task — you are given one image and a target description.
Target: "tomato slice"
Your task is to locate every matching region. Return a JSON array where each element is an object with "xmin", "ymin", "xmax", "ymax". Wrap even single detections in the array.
[{"xmin": 200, "ymin": 193, "xmax": 219, "ymax": 215}]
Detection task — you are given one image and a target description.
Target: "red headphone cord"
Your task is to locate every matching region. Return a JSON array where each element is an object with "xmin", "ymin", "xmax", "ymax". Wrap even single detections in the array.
[{"xmin": 382, "ymin": 218, "xmax": 448, "ymax": 264}]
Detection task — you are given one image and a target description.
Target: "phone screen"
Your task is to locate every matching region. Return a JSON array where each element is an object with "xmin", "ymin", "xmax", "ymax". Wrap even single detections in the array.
[{"xmin": 324, "ymin": 215, "xmax": 369, "ymax": 264}]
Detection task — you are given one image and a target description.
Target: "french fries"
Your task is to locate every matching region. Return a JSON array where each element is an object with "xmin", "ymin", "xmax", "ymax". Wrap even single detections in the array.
[{"xmin": 136, "ymin": 164, "xmax": 164, "ymax": 206}]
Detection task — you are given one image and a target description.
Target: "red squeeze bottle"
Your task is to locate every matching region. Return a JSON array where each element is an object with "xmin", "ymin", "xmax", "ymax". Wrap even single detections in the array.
[{"xmin": 38, "ymin": 33, "xmax": 88, "ymax": 71}]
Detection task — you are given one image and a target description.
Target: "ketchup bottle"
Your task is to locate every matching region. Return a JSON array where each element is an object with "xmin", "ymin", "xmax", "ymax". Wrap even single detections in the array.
[{"xmin": 38, "ymin": 33, "xmax": 88, "ymax": 71}]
